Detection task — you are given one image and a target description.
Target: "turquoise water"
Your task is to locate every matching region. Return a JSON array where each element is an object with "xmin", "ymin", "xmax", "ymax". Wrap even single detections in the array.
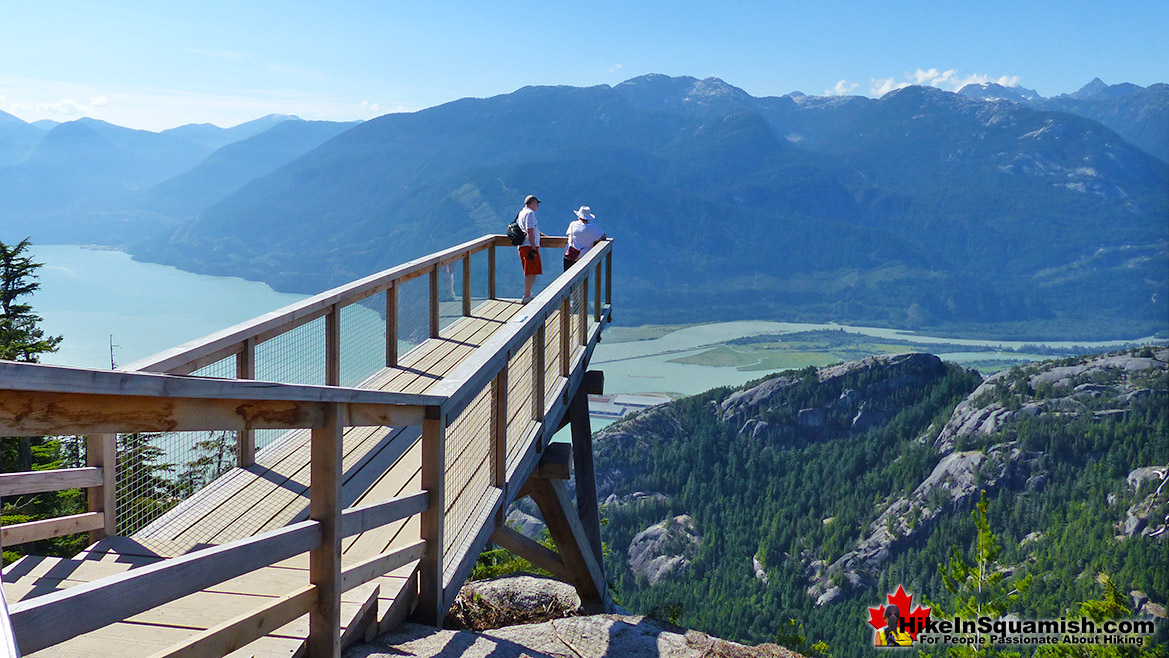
[
  {"xmin": 31, "ymin": 245, "xmax": 309, "ymax": 370},
  {"xmin": 29, "ymin": 246, "xmax": 1158, "ymax": 401}
]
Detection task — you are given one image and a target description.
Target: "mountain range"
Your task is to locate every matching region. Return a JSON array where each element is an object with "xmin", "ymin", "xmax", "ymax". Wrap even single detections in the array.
[{"xmin": 1, "ymin": 75, "xmax": 1166, "ymax": 339}]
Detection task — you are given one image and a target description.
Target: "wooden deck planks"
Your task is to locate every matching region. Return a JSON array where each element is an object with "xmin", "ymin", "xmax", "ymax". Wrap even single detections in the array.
[{"xmin": 15, "ymin": 297, "xmax": 543, "ymax": 656}]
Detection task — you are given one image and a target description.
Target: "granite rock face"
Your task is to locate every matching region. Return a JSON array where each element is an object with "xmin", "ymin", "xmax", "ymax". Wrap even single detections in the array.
[
  {"xmin": 627, "ymin": 515, "xmax": 702, "ymax": 586},
  {"xmin": 807, "ymin": 347, "xmax": 1168, "ymax": 604},
  {"xmin": 350, "ymin": 616, "xmax": 805, "ymax": 658}
]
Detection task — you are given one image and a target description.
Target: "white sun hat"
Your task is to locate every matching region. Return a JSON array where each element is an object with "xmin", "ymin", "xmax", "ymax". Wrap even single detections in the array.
[{"xmin": 574, "ymin": 206, "xmax": 596, "ymax": 221}]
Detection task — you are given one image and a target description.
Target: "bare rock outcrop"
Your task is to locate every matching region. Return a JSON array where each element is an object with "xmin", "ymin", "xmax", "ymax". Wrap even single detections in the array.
[
  {"xmin": 628, "ymin": 515, "xmax": 702, "ymax": 586},
  {"xmin": 351, "ymin": 616, "xmax": 805, "ymax": 658}
]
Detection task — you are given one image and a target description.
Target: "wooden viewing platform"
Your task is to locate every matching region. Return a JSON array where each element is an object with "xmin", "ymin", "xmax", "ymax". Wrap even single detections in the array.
[{"xmin": 0, "ymin": 235, "xmax": 614, "ymax": 658}]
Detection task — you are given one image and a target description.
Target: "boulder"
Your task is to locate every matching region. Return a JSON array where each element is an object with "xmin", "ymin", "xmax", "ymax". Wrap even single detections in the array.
[{"xmin": 446, "ymin": 574, "xmax": 582, "ymax": 631}]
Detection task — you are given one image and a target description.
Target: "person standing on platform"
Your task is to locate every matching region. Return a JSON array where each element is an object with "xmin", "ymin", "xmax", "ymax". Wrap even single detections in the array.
[
  {"xmin": 517, "ymin": 194, "xmax": 545, "ymax": 303},
  {"xmin": 563, "ymin": 205, "xmax": 606, "ymax": 271}
]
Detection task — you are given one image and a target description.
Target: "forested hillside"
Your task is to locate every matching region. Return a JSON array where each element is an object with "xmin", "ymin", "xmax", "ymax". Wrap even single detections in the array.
[
  {"xmin": 131, "ymin": 75, "xmax": 1169, "ymax": 339},
  {"xmin": 591, "ymin": 348, "xmax": 1168, "ymax": 655}
]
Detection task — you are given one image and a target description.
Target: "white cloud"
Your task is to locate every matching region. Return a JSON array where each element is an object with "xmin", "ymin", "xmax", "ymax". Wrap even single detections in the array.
[
  {"xmin": 866, "ymin": 69, "xmax": 1022, "ymax": 97},
  {"xmin": 870, "ymin": 77, "xmax": 909, "ymax": 96},
  {"xmin": 825, "ymin": 79, "xmax": 858, "ymax": 96},
  {"xmin": 608, "ymin": 64, "xmax": 622, "ymax": 73}
]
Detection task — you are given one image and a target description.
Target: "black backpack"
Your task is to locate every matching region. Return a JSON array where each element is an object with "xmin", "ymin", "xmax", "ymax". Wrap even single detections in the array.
[{"xmin": 506, "ymin": 212, "xmax": 525, "ymax": 246}]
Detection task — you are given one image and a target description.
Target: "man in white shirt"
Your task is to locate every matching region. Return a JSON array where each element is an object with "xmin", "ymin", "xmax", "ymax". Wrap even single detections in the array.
[{"xmin": 517, "ymin": 194, "xmax": 543, "ymax": 303}]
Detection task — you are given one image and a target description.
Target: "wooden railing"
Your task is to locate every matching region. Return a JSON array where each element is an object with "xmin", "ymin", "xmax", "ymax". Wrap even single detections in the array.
[{"xmin": 0, "ymin": 235, "xmax": 613, "ymax": 656}]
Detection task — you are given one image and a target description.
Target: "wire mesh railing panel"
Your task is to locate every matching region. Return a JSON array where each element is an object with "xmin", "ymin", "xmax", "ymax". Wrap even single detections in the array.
[
  {"xmin": 505, "ymin": 335, "xmax": 536, "ymax": 468},
  {"xmin": 572, "ymin": 281, "xmax": 587, "ymax": 348},
  {"xmin": 115, "ymin": 355, "xmax": 240, "ymax": 535},
  {"xmin": 395, "ymin": 274, "xmax": 430, "ymax": 353},
  {"xmin": 115, "ymin": 429, "xmax": 237, "ymax": 536},
  {"xmin": 341, "ymin": 292, "xmax": 387, "ymax": 388},
  {"xmin": 253, "ymin": 316, "xmax": 325, "ymax": 453},
  {"xmin": 190, "ymin": 354, "xmax": 237, "ymax": 380},
  {"xmin": 442, "ymin": 382, "xmax": 494, "ymax": 581},
  {"xmin": 543, "ymin": 309, "xmax": 562, "ymax": 404}
]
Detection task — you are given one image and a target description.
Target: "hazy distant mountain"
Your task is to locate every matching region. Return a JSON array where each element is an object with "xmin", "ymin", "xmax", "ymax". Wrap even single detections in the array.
[
  {"xmin": 134, "ymin": 75, "xmax": 1168, "ymax": 339},
  {"xmin": 957, "ymin": 78, "xmax": 1168, "ymax": 162},
  {"xmin": 0, "ymin": 114, "xmax": 355, "ymax": 244},
  {"xmin": 133, "ymin": 119, "xmax": 358, "ymax": 219},
  {"xmin": 0, "ymin": 118, "xmax": 214, "ymax": 242},
  {"xmin": 30, "ymin": 119, "xmax": 60, "ymax": 131},
  {"xmin": 162, "ymin": 114, "xmax": 301, "ymax": 150},
  {"xmin": 0, "ymin": 110, "xmax": 42, "ymax": 166},
  {"xmin": 1037, "ymin": 80, "xmax": 1169, "ymax": 162}
]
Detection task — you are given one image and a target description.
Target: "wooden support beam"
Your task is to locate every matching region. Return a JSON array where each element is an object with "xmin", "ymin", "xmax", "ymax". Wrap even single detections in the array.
[
  {"xmin": 237, "ymin": 336, "xmax": 256, "ymax": 467},
  {"xmin": 526, "ymin": 477, "xmax": 610, "ymax": 612},
  {"xmin": 84, "ymin": 432, "xmax": 116, "ymax": 542},
  {"xmin": 487, "ymin": 245, "xmax": 496, "ymax": 299},
  {"xmin": 386, "ymin": 283, "xmax": 398, "ymax": 367},
  {"xmin": 145, "ymin": 585, "xmax": 317, "ymax": 658},
  {"xmin": 534, "ymin": 441, "xmax": 572, "ymax": 480},
  {"xmin": 462, "ymin": 253, "xmax": 472, "ymax": 316},
  {"xmin": 489, "ymin": 526, "xmax": 569, "ymax": 581},
  {"xmin": 308, "ymin": 402, "xmax": 344, "ymax": 658},
  {"xmin": 1, "ymin": 512, "xmax": 104, "ymax": 547},
  {"xmin": 569, "ymin": 384, "xmax": 604, "ymax": 568},
  {"xmin": 414, "ymin": 407, "xmax": 446, "ymax": 627},
  {"xmin": 326, "ymin": 303, "xmax": 341, "ymax": 387},
  {"xmin": 0, "ymin": 467, "xmax": 102, "ymax": 497},
  {"xmin": 429, "ymin": 264, "xmax": 440, "ymax": 339}
]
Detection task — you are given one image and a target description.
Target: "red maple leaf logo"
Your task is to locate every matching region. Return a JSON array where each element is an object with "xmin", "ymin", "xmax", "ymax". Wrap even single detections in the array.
[{"xmin": 867, "ymin": 585, "xmax": 932, "ymax": 641}]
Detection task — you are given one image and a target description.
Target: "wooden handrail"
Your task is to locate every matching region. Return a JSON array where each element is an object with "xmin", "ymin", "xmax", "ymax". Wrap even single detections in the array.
[
  {"xmin": 0, "ymin": 467, "xmax": 102, "ymax": 497},
  {"xmin": 124, "ymin": 234, "xmax": 497, "ymax": 375}
]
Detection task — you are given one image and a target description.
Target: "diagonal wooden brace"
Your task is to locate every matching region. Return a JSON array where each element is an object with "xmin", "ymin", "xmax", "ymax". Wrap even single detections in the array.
[{"xmin": 525, "ymin": 477, "xmax": 612, "ymax": 613}]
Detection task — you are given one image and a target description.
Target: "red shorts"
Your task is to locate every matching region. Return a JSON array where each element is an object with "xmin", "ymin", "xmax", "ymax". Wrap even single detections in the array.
[{"xmin": 518, "ymin": 246, "xmax": 543, "ymax": 275}]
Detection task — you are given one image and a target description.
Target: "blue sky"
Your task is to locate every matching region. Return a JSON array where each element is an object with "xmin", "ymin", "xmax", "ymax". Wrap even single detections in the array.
[{"xmin": 2, "ymin": 0, "xmax": 1166, "ymax": 131}]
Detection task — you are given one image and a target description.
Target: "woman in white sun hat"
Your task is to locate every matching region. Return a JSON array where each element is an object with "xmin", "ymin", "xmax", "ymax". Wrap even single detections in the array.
[{"xmin": 563, "ymin": 205, "xmax": 607, "ymax": 271}]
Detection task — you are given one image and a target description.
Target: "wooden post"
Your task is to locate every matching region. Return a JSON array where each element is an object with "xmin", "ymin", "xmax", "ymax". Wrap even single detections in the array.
[
  {"xmin": 492, "ymin": 367, "xmax": 508, "ymax": 488},
  {"xmin": 560, "ymin": 297, "xmax": 570, "ymax": 377},
  {"xmin": 488, "ymin": 245, "xmax": 496, "ymax": 300},
  {"xmin": 386, "ymin": 284, "xmax": 398, "ymax": 367},
  {"xmin": 86, "ymin": 433, "xmax": 116, "ymax": 543},
  {"xmin": 326, "ymin": 304, "xmax": 341, "ymax": 387},
  {"xmin": 237, "ymin": 337, "xmax": 256, "ymax": 467},
  {"xmin": 569, "ymin": 384, "xmax": 603, "ymax": 567},
  {"xmin": 308, "ymin": 402, "xmax": 345, "ymax": 658},
  {"xmin": 533, "ymin": 324, "xmax": 546, "ymax": 422},
  {"xmin": 415, "ymin": 407, "xmax": 446, "ymax": 626},
  {"xmin": 462, "ymin": 254, "xmax": 472, "ymax": 316},
  {"xmin": 605, "ymin": 249, "xmax": 612, "ymax": 306},
  {"xmin": 429, "ymin": 265, "xmax": 440, "ymax": 339},
  {"xmin": 526, "ymin": 477, "xmax": 610, "ymax": 612},
  {"xmin": 594, "ymin": 264, "xmax": 602, "ymax": 323}
]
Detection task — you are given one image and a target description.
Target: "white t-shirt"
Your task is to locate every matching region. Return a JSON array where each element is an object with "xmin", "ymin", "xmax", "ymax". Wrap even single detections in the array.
[
  {"xmin": 517, "ymin": 207, "xmax": 539, "ymax": 248},
  {"xmin": 566, "ymin": 219, "xmax": 605, "ymax": 258}
]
